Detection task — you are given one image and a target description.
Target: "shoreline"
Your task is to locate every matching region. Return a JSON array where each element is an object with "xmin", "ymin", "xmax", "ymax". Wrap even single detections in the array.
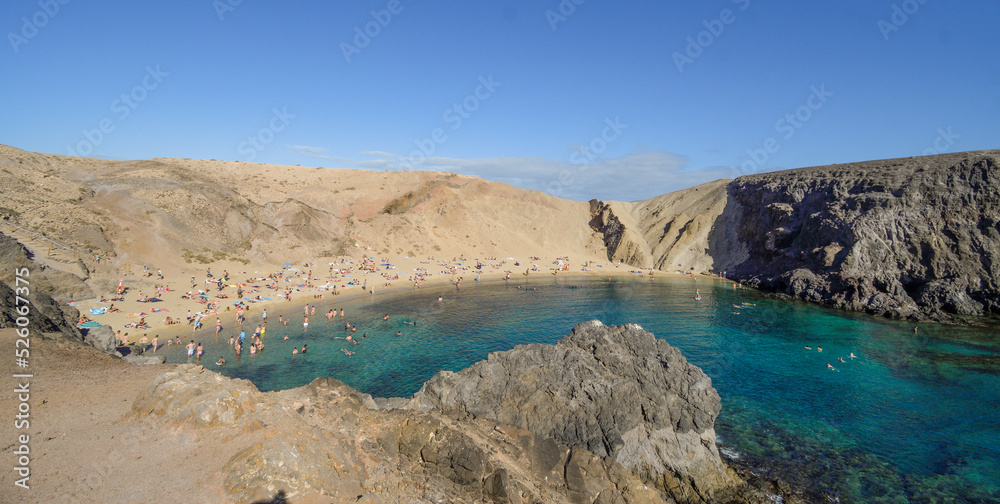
[{"xmin": 80, "ymin": 253, "xmax": 725, "ymax": 346}]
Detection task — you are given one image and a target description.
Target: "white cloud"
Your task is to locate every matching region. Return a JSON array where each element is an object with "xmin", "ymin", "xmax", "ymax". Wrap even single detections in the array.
[{"xmin": 289, "ymin": 146, "xmax": 731, "ymax": 202}]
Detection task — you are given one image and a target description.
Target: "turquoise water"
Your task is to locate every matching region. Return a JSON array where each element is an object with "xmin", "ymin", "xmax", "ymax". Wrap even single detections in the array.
[{"xmin": 160, "ymin": 276, "xmax": 1000, "ymax": 503}]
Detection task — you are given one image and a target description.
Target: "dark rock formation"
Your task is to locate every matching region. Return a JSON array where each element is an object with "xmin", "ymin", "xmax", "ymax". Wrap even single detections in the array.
[
  {"xmin": 0, "ymin": 280, "xmax": 82, "ymax": 341},
  {"xmin": 0, "ymin": 232, "xmax": 94, "ymax": 301},
  {"xmin": 402, "ymin": 320, "xmax": 738, "ymax": 503},
  {"xmin": 83, "ymin": 325, "xmax": 116, "ymax": 352},
  {"xmin": 133, "ymin": 327, "xmax": 802, "ymax": 503},
  {"xmin": 588, "ymin": 150, "xmax": 1000, "ymax": 322},
  {"xmin": 718, "ymin": 150, "xmax": 1000, "ymax": 321},
  {"xmin": 134, "ymin": 364, "xmax": 671, "ymax": 503},
  {"xmin": 0, "ymin": 232, "xmax": 88, "ymax": 340}
]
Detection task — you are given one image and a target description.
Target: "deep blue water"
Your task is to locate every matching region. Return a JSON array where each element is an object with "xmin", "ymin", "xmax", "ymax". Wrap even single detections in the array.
[{"xmin": 161, "ymin": 276, "xmax": 1000, "ymax": 503}]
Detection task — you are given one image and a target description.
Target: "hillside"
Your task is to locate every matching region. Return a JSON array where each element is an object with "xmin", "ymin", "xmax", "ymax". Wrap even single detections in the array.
[
  {"xmin": 0, "ymin": 144, "xmax": 606, "ymax": 272},
  {"xmin": 4, "ymin": 144, "xmax": 999, "ymax": 322},
  {"xmin": 588, "ymin": 149, "xmax": 1000, "ymax": 321}
]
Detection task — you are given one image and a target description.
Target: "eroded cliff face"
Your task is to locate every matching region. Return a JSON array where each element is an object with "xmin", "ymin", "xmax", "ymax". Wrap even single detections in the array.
[
  {"xmin": 588, "ymin": 199, "xmax": 653, "ymax": 267},
  {"xmin": 721, "ymin": 151, "xmax": 1000, "ymax": 320},
  {"xmin": 589, "ymin": 150, "xmax": 1000, "ymax": 321}
]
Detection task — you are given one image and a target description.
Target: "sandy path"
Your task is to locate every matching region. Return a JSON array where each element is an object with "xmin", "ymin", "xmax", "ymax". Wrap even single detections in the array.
[{"xmin": 0, "ymin": 329, "xmax": 238, "ymax": 504}]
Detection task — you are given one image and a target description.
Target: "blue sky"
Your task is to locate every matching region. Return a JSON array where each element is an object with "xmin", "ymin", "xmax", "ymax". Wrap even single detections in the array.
[{"xmin": 2, "ymin": 1, "xmax": 997, "ymax": 201}]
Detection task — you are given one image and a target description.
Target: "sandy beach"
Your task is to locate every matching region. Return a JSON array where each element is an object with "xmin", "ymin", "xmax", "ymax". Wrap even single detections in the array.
[{"xmin": 78, "ymin": 252, "xmax": 704, "ymax": 348}]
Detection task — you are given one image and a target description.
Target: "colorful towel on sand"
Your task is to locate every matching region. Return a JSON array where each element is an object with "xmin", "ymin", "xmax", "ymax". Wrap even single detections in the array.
[
  {"xmin": 152, "ymin": 308, "xmax": 168, "ymax": 312},
  {"xmin": 77, "ymin": 321, "xmax": 102, "ymax": 328},
  {"xmin": 89, "ymin": 307, "xmax": 107, "ymax": 315}
]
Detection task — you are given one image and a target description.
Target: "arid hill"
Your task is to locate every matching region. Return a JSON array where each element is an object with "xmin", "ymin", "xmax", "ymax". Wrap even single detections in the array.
[
  {"xmin": 0, "ymin": 144, "xmax": 606, "ymax": 272},
  {"xmin": 588, "ymin": 149, "xmax": 1000, "ymax": 321},
  {"xmin": 4, "ymin": 144, "xmax": 999, "ymax": 321}
]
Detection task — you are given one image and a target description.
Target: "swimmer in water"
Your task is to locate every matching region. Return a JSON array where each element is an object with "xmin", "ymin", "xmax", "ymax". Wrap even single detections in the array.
[
  {"xmin": 827, "ymin": 363, "xmax": 835, "ymax": 370},
  {"xmin": 216, "ymin": 356, "xmax": 226, "ymax": 366},
  {"xmin": 438, "ymin": 296, "xmax": 443, "ymax": 302},
  {"xmin": 817, "ymin": 347, "xmax": 823, "ymax": 352},
  {"xmin": 850, "ymin": 352, "xmax": 857, "ymax": 359},
  {"xmin": 804, "ymin": 346, "xmax": 812, "ymax": 350},
  {"xmin": 838, "ymin": 357, "xmax": 846, "ymax": 363},
  {"xmin": 396, "ymin": 330, "xmax": 402, "ymax": 337}
]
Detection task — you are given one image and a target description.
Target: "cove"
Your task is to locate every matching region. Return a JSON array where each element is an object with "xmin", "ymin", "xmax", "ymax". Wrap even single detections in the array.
[{"xmin": 160, "ymin": 276, "xmax": 1000, "ymax": 503}]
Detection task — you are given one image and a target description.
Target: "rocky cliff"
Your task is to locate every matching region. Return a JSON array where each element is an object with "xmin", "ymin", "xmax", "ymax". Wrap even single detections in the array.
[
  {"xmin": 717, "ymin": 150, "xmax": 1000, "ymax": 320},
  {"xmin": 0, "ymin": 233, "xmax": 85, "ymax": 340},
  {"xmin": 131, "ymin": 323, "xmax": 797, "ymax": 504},
  {"xmin": 400, "ymin": 320, "xmax": 739, "ymax": 503},
  {"xmin": 589, "ymin": 150, "xmax": 1000, "ymax": 321}
]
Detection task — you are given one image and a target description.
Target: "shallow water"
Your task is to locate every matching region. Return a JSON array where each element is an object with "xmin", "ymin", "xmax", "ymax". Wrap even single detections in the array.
[{"xmin": 160, "ymin": 276, "xmax": 1000, "ymax": 503}]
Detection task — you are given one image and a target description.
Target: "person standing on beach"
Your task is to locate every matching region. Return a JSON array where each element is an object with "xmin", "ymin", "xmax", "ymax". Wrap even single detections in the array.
[
  {"xmin": 262, "ymin": 309, "xmax": 267, "ymax": 321},
  {"xmin": 151, "ymin": 335, "xmax": 158, "ymax": 353},
  {"xmin": 216, "ymin": 318, "xmax": 222, "ymax": 335},
  {"xmin": 340, "ymin": 308, "xmax": 344, "ymax": 319},
  {"xmin": 186, "ymin": 340, "xmax": 196, "ymax": 358}
]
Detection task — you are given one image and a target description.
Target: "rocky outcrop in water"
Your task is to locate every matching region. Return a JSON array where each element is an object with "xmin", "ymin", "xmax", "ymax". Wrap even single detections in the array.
[
  {"xmin": 717, "ymin": 150, "xmax": 1000, "ymax": 321},
  {"xmin": 400, "ymin": 320, "xmax": 739, "ymax": 503},
  {"xmin": 131, "ymin": 326, "xmax": 797, "ymax": 504},
  {"xmin": 133, "ymin": 364, "xmax": 672, "ymax": 504}
]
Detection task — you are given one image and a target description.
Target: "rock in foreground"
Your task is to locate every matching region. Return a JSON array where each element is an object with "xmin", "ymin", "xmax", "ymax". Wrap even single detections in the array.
[
  {"xmin": 403, "ymin": 320, "xmax": 739, "ymax": 503},
  {"xmin": 131, "ymin": 324, "xmax": 797, "ymax": 504}
]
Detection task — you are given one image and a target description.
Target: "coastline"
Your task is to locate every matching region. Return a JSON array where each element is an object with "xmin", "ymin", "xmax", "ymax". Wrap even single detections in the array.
[{"xmin": 82, "ymin": 253, "xmax": 723, "ymax": 346}]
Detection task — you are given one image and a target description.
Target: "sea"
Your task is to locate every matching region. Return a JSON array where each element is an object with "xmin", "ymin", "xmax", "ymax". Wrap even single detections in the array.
[{"xmin": 158, "ymin": 275, "xmax": 1000, "ymax": 503}]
